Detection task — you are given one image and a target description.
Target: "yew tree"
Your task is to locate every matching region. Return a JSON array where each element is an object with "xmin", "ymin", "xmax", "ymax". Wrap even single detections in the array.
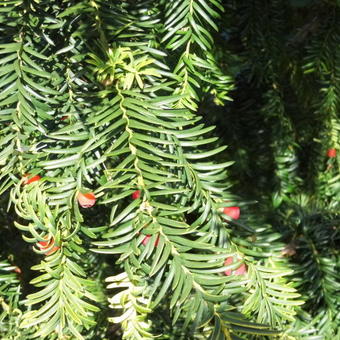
[{"xmin": 0, "ymin": 0, "xmax": 339, "ymax": 339}]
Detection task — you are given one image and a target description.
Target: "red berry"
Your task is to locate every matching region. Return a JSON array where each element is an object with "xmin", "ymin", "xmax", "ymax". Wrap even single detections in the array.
[
  {"xmin": 142, "ymin": 234, "xmax": 151, "ymax": 246},
  {"xmin": 223, "ymin": 206, "xmax": 240, "ymax": 220},
  {"xmin": 132, "ymin": 190, "xmax": 141, "ymax": 200},
  {"xmin": 47, "ymin": 246, "xmax": 59, "ymax": 255},
  {"xmin": 224, "ymin": 256, "xmax": 247, "ymax": 276},
  {"xmin": 223, "ymin": 256, "xmax": 234, "ymax": 276},
  {"xmin": 327, "ymin": 148, "xmax": 336, "ymax": 158},
  {"xmin": 61, "ymin": 116, "xmax": 69, "ymax": 121},
  {"xmin": 234, "ymin": 263, "xmax": 247, "ymax": 275},
  {"xmin": 37, "ymin": 236, "xmax": 59, "ymax": 256},
  {"xmin": 142, "ymin": 234, "xmax": 160, "ymax": 247},
  {"xmin": 77, "ymin": 192, "xmax": 96, "ymax": 208},
  {"xmin": 14, "ymin": 267, "xmax": 22, "ymax": 274},
  {"xmin": 23, "ymin": 174, "xmax": 41, "ymax": 185},
  {"xmin": 38, "ymin": 238, "xmax": 50, "ymax": 248}
]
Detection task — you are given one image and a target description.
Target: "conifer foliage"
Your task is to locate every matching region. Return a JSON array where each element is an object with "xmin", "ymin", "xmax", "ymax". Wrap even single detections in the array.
[{"xmin": 0, "ymin": 0, "xmax": 339, "ymax": 339}]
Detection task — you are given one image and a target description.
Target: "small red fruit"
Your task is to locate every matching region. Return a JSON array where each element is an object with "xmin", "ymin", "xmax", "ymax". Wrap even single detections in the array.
[
  {"xmin": 224, "ymin": 256, "xmax": 247, "ymax": 276},
  {"xmin": 37, "ymin": 236, "xmax": 59, "ymax": 256},
  {"xmin": 23, "ymin": 174, "xmax": 41, "ymax": 185},
  {"xmin": 142, "ymin": 235, "xmax": 151, "ymax": 246},
  {"xmin": 132, "ymin": 190, "xmax": 141, "ymax": 200},
  {"xmin": 223, "ymin": 206, "xmax": 240, "ymax": 220},
  {"xmin": 77, "ymin": 192, "xmax": 96, "ymax": 208},
  {"xmin": 234, "ymin": 263, "xmax": 247, "ymax": 275},
  {"xmin": 38, "ymin": 237, "xmax": 51, "ymax": 248},
  {"xmin": 327, "ymin": 148, "xmax": 336, "ymax": 158},
  {"xmin": 14, "ymin": 267, "xmax": 22, "ymax": 274},
  {"xmin": 224, "ymin": 256, "xmax": 233, "ymax": 276},
  {"xmin": 142, "ymin": 234, "xmax": 160, "ymax": 247},
  {"xmin": 61, "ymin": 116, "xmax": 69, "ymax": 121}
]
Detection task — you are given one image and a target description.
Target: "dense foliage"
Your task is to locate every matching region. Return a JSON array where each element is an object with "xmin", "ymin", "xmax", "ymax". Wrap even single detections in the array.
[{"xmin": 0, "ymin": 0, "xmax": 339, "ymax": 339}]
